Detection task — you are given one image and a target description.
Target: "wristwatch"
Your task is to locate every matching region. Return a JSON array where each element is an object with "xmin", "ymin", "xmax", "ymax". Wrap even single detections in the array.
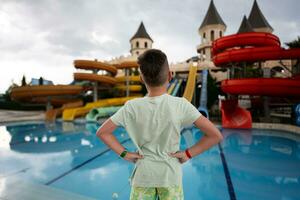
[{"xmin": 120, "ymin": 149, "xmax": 128, "ymax": 158}]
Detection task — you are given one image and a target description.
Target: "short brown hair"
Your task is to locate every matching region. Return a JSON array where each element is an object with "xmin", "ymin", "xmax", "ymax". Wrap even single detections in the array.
[{"xmin": 138, "ymin": 49, "xmax": 169, "ymax": 87}]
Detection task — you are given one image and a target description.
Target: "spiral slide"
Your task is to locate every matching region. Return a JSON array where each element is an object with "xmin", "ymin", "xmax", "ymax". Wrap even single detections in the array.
[
  {"xmin": 63, "ymin": 61, "xmax": 144, "ymax": 121},
  {"xmin": 115, "ymin": 76, "xmax": 142, "ymax": 92},
  {"xmin": 73, "ymin": 60, "xmax": 117, "ymax": 84},
  {"xmin": 84, "ymin": 62, "xmax": 145, "ymax": 122},
  {"xmin": 44, "ymin": 60, "xmax": 119, "ymax": 121},
  {"xmin": 10, "ymin": 85, "xmax": 83, "ymax": 102},
  {"xmin": 213, "ymin": 32, "xmax": 300, "ymax": 128},
  {"xmin": 114, "ymin": 61, "xmax": 143, "ymax": 93}
]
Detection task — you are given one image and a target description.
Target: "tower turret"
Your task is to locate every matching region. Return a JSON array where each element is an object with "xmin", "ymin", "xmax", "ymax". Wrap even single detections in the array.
[
  {"xmin": 130, "ymin": 22, "xmax": 153, "ymax": 57},
  {"xmin": 237, "ymin": 15, "xmax": 253, "ymax": 33},
  {"xmin": 248, "ymin": 0, "xmax": 273, "ymax": 33},
  {"xmin": 197, "ymin": 0, "xmax": 226, "ymax": 61}
]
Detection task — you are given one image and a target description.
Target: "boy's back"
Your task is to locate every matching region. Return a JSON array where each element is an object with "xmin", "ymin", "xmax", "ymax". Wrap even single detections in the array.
[
  {"xmin": 110, "ymin": 93, "xmax": 201, "ymax": 187},
  {"xmin": 98, "ymin": 49, "xmax": 222, "ymax": 199}
]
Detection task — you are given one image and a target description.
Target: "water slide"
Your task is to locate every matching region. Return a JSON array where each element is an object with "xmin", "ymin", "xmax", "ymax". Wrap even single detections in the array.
[
  {"xmin": 167, "ymin": 79, "xmax": 178, "ymax": 94},
  {"xmin": 171, "ymin": 79, "xmax": 183, "ymax": 96},
  {"xmin": 85, "ymin": 75, "xmax": 143, "ymax": 122},
  {"xmin": 212, "ymin": 32, "xmax": 300, "ymax": 128},
  {"xmin": 63, "ymin": 96, "xmax": 142, "ymax": 121},
  {"xmin": 198, "ymin": 69, "xmax": 209, "ymax": 118},
  {"xmin": 85, "ymin": 106, "xmax": 122, "ymax": 122},
  {"xmin": 10, "ymin": 85, "xmax": 83, "ymax": 102},
  {"xmin": 183, "ymin": 65, "xmax": 198, "ymax": 102},
  {"xmin": 114, "ymin": 62, "xmax": 143, "ymax": 94},
  {"xmin": 10, "ymin": 85, "xmax": 84, "ymax": 119},
  {"xmin": 45, "ymin": 60, "xmax": 119, "ymax": 121},
  {"xmin": 45, "ymin": 100, "xmax": 83, "ymax": 121},
  {"xmin": 115, "ymin": 75, "xmax": 142, "ymax": 92},
  {"xmin": 10, "ymin": 60, "xmax": 118, "ymax": 103},
  {"xmin": 85, "ymin": 66, "xmax": 194, "ymax": 122},
  {"xmin": 221, "ymin": 99, "xmax": 252, "ymax": 129},
  {"xmin": 66, "ymin": 61, "xmax": 144, "ymax": 121},
  {"xmin": 73, "ymin": 60, "xmax": 117, "ymax": 84}
]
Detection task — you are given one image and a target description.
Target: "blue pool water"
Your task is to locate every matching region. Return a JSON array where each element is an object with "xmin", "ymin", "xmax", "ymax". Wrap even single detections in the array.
[{"xmin": 0, "ymin": 122, "xmax": 299, "ymax": 199}]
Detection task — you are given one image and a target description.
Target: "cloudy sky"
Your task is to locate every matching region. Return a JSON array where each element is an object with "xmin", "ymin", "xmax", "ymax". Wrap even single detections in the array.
[{"xmin": 0, "ymin": 0, "xmax": 299, "ymax": 93}]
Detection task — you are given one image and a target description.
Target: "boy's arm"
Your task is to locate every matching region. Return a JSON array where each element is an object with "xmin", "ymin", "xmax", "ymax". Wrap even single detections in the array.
[
  {"xmin": 96, "ymin": 118, "xmax": 143, "ymax": 163},
  {"xmin": 170, "ymin": 116, "xmax": 223, "ymax": 163},
  {"xmin": 188, "ymin": 116, "xmax": 223, "ymax": 156},
  {"xmin": 96, "ymin": 119, "xmax": 125, "ymax": 155}
]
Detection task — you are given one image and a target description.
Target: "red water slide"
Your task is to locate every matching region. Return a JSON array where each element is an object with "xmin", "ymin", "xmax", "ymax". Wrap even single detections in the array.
[{"xmin": 212, "ymin": 32, "xmax": 300, "ymax": 129}]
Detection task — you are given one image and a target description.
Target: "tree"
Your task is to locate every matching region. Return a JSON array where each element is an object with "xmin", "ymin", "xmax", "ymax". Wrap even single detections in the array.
[
  {"xmin": 285, "ymin": 36, "xmax": 300, "ymax": 75},
  {"xmin": 207, "ymin": 71, "xmax": 219, "ymax": 109},
  {"xmin": 21, "ymin": 75, "xmax": 27, "ymax": 86},
  {"xmin": 285, "ymin": 36, "xmax": 300, "ymax": 48},
  {"xmin": 39, "ymin": 77, "xmax": 43, "ymax": 85}
]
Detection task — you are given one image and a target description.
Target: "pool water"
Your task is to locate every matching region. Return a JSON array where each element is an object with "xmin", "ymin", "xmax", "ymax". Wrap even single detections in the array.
[{"xmin": 0, "ymin": 122, "xmax": 299, "ymax": 200}]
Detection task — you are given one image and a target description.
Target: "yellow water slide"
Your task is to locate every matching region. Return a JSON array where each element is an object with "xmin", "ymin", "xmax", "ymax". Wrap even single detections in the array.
[
  {"xmin": 62, "ymin": 61, "xmax": 144, "ymax": 121},
  {"xmin": 115, "ymin": 76, "xmax": 141, "ymax": 82},
  {"xmin": 114, "ymin": 61, "xmax": 143, "ymax": 93},
  {"xmin": 10, "ymin": 85, "xmax": 83, "ymax": 101},
  {"xmin": 62, "ymin": 96, "xmax": 142, "ymax": 121},
  {"xmin": 73, "ymin": 60, "xmax": 118, "ymax": 84},
  {"xmin": 45, "ymin": 100, "xmax": 83, "ymax": 121},
  {"xmin": 115, "ymin": 75, "xmax": 142, "ymax": 92},
  {"xmin": 182, "ymin": 65, "xmax": 198, "ymax": 102},
  {"xmin": 167, "ymin": 80, "xmax": 176, "ymax": 94}
]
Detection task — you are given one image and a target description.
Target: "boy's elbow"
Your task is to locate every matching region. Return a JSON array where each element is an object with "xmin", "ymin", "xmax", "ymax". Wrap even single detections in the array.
[
  {"xmin": 216, "ymin": 133, "xmax": 223, "ymax": 143},
  {"xmin": 96, "ymin": 129, "xmax": 104, "ymax": 139}
]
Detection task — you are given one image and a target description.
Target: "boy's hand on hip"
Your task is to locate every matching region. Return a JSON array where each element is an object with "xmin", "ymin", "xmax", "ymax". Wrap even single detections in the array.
[
  {"xmin": 169, "ymin": 151, "xmax": 189, "ymax": 164},
  {"xmin": 124, "ymin": 152, "xmax": 144, "ymax": 163}
]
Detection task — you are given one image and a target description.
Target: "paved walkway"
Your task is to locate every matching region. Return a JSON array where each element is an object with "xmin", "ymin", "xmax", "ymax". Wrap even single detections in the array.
[
  {"xmin": 0, "ymin": 177, "xmax": 96, "ymax": 200},
  {"xmin": 0, "ymin": 109, "xmax": 45, "ymax": 125}
]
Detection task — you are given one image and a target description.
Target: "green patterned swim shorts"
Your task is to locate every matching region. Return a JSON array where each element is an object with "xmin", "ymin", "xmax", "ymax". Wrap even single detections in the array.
[{"xmin": 129, "ymin": 185, "xmax": 184, "ymax": 200}]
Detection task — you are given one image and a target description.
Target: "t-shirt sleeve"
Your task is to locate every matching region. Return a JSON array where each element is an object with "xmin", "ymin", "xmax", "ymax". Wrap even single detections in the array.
[
  {"xmin": 110, "ymin": 102, "xmax": 130, "ymax": 127},
  {"xmin": 180, "ymin": 97, "xmax": 202, "ymax": 127}
]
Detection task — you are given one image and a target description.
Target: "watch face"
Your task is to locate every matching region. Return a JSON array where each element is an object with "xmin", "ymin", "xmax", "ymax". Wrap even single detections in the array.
[{"xmin": 120, "ymin": 150, "xmax": 127, "ymax": 158}]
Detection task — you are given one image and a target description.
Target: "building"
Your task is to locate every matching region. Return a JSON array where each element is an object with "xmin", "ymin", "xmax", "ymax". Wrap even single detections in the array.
[
  {"xmin": 108, "ymin": 21, "xmax": 153, "ymax": 65},
  {"xmin": 130, "ymin": 22, "xmax": 153, "ymax": 57},
  {"xmin": 197, "ymin": 0, "xmax": 226, "ymax": 61},
  {"xmin": 108, "ymin": 0, "xmax": 291, "ymax": 80},
  {"xmin": 170, "ymin": 0, "xmax": 292, "ymax": 80}
]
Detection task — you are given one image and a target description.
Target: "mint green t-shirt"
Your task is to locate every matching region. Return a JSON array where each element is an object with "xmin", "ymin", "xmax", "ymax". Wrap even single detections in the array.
[{"xmin": 110, "ymin": 93, "xmax": 202, "ymax": 187}]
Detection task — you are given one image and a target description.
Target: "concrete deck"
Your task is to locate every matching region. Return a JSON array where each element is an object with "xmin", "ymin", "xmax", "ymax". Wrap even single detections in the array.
[
  {"xmin": 253, "ymin": 122, "xmax": 300, "ymax": 134},
  {"xmin": 0, "ymin": 110, "xmax": 45, "ymax": 125},
  {"xmin": 0, "ymin": 177, "xmax": 96, "ymax": 200}
]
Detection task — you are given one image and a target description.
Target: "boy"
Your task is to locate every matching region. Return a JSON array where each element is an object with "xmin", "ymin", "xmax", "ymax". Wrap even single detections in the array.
[{"xmin": 97, "ymin": 49, "xmax": 223, "ymax": 200}]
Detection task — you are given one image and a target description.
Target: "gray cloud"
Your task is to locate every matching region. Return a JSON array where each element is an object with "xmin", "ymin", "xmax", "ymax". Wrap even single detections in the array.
[{"xmin": 0, "ymin": 0, "xmax": 299, "ymax": 92}]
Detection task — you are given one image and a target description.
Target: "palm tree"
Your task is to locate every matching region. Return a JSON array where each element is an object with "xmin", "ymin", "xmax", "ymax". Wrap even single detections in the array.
[
  {"xmin": 285, "ymin": 36, "xmax": 300, "ymax": 48},
  {"xmin": 285, "ymin": 36, "xmax": 300, "ymax": 75}
]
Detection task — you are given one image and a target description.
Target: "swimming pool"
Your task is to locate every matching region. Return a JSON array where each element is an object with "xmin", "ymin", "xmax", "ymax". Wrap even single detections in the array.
[{"xmin": 0, "ymin": 121, "xmax": 299, "ymax": 199}]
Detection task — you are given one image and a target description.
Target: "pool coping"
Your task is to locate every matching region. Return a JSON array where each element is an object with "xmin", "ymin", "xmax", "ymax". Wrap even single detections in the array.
[
  {"xmin": 252, "ymin": 122, "xmax": 300, "ymax": 134},
  {"xmin": 1, "ymin": 118, "xmax": 300, "ymax": 134}
]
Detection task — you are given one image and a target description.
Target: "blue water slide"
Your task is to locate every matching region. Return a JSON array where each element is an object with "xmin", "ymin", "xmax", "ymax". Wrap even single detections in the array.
[
  {"xmin": 198, "ymin": 69, "xmax": 209, "ymax": 118},
  {"xmin": 295, "ymin": 104, "xmax": 300, "ymax": 126},
  {"xmin": 167, "ymin": 78, "xmax": 175, "ymax": 90},
  {"xmin": 171, "ymin": 79, "xmax": 182, "ymax": 96}
]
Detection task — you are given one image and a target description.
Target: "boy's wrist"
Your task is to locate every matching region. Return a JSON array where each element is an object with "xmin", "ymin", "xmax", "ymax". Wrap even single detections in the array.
[
  {"xmin": 119, "ymin": 149, "xmax": 128, "ymax": 158},
  {"xmin": 185, "ymin": 149, "xmax": 192, "ymax": 159}
]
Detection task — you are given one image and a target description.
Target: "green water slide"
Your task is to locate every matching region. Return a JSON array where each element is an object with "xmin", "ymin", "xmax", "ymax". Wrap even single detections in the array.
[{"xmin": 85, "ymin": 106, "xmax": 122, "ymax": 122}]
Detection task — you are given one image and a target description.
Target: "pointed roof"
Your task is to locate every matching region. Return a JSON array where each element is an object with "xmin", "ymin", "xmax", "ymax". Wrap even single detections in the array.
[
  {"xmin": 248, "ymin": 0, "xmax": 273, "ymax": 31},
  {"xmin": 130, "ymin": 22, "xmax": 153, "ymax": 42},
  {"xmin": 199, "ymin": 0, "xmax": 226, "ymax": 30},
  {"xmin": 237, "ymin": 15, "xmax": 253, "ymax": 33}
]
